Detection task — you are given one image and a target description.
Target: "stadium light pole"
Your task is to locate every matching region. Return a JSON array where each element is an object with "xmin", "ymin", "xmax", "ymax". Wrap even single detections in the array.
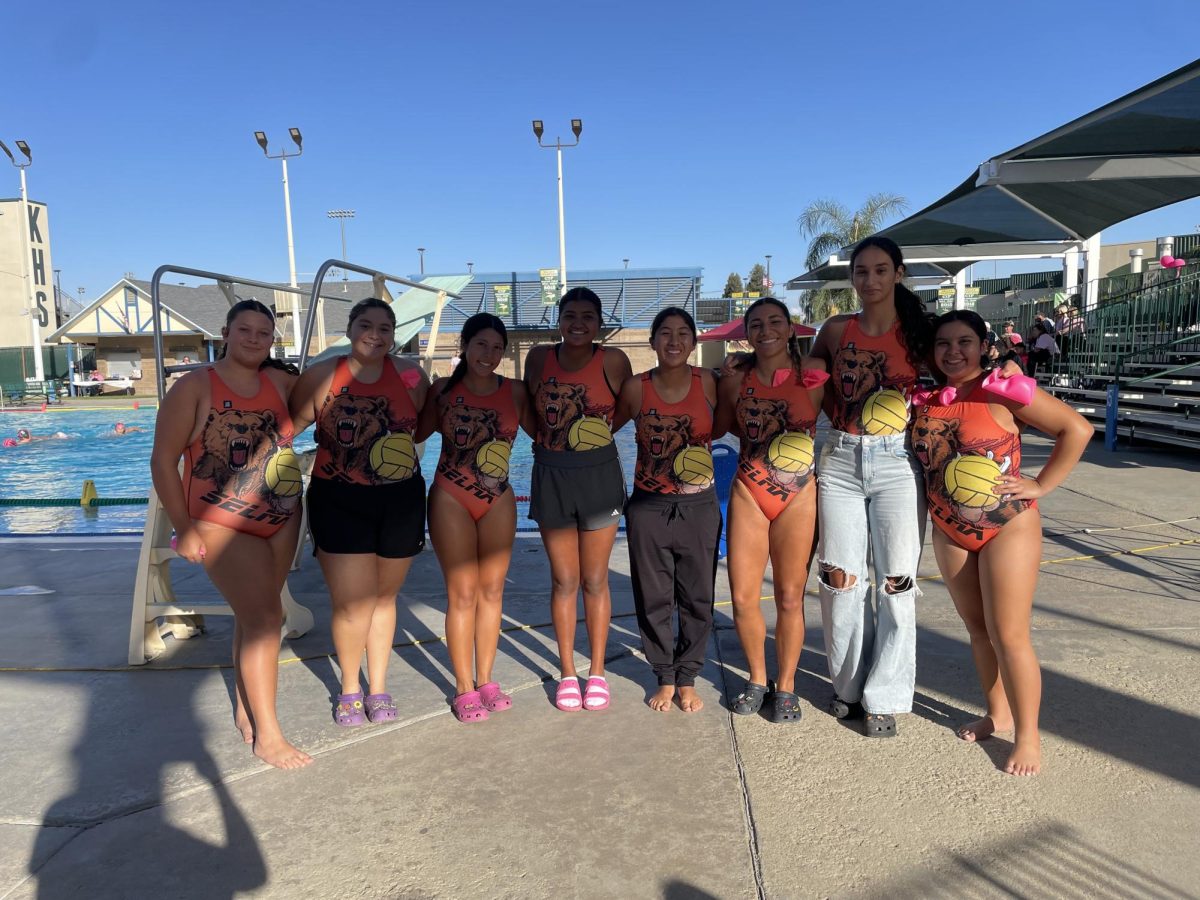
[
  {"xmin": 254, "ymin": 129, "xmax": 303, "ymax": 287},
  {"xmin": 417, "ymin": 247, "xmax": 425, "ymax": 275},
  {"xmin": 255, "ymin": 128, "xmax": 303, "ymax": 354},
  {"xmin": 0, "ymin": 139, "xmax": 43, "ymax": 383},
  {"xmin": 326, "ymin": 210, "xmax": 355, "ymax": 293},
  {"xmin": 532, "ymin": 118, "xmax": 582, "ymax": 297},
  {"xmin": 765, "ymin": 254, "xmax": 772, "ymax": 293}
]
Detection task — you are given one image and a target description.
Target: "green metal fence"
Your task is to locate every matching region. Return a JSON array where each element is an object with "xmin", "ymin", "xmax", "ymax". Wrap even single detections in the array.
[{"xmin": 1042, "ymin": 269, "xmax": 1200, "ymax": 383}]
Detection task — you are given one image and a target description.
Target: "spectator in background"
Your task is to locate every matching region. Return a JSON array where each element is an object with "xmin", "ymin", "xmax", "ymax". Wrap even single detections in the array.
[
  {"xmin": 1002, "ymin": 321, "xmax": 1024, "ymax": 347},
  {"xmin": 1027, "ymin": 320, "xmax": 1060, "ymax": 377},
  {"xmin": 1034, "ymin": 313, "xmax": 1056, "ymax": 336}
]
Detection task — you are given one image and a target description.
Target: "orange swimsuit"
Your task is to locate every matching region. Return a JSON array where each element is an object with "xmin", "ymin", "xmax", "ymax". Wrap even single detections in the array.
[
  {"xmin": 434, "ymin": 377, "xmax": 519, "ymax": 521},
  {"xmin": 829, "ymin": 316, "xmax": 917, "ymax": 435},
  {"xmin": 911, "ymin": 382, "xmax": 1036, "ymax": 552},
  {"xmin": 313, "ymin": 357, "xmax": 420, "ymax": 485},
  {"xmin": 534, "ymin": 345, "xmax": 617, "ymax": 451},
  {"xmin": 634, "ymin": 368, "xmax": 714, "ymax": 495},
  {"xmin": 735, "ymin": 368, "xmax": 827, "ymax": 521},
  {"xmin": 183, "ymin": 367, "xmax": 299, "ymax": 538}
]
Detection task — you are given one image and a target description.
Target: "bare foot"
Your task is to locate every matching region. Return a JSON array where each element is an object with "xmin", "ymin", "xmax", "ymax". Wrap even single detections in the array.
[
  {"xmin": 648, "ymin": 685, "xmax": 675, "ymax": 712},
  {"xmin": 234, "ymin": 711, "xmax": 254, "ymax": 745},
  {"xmin": 677, "ymin": 686, "xmax": 704, "ymax": 713},
  {"xmin": 956, "ymin": 715, "xmax": 1013, "ymax": 742},
  {"xmin": 1004, "ymin": 736, "xmax": 1042, "ymax": 776},
  {"xmin": 253, "ymin": 736, "xmax": 314, "ymax": 770}
]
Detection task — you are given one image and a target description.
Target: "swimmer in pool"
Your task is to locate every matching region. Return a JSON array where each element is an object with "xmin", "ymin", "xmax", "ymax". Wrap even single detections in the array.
[
  {"xmin": 14, "ymin": 429, "xmax": 68, "ymax": 443},
  {"xmin": 113, "ymin": 422, "xmax": 144, "ymax": 435}
]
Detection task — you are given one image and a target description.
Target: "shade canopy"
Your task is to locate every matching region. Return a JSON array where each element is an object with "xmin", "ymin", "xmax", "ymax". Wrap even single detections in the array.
[
  {"xmin": 875, "ymin": 58, "xmax": 1200, "ymax": 247},
  {"xmin": 698, "ymin": 320, "xmax": 816, "ymax": 342}
]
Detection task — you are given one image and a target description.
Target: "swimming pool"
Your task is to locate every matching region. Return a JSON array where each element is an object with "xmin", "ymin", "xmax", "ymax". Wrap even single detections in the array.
[{"xmin": 0, "ymin": 407, "xmax": 702, "ymax": 535}]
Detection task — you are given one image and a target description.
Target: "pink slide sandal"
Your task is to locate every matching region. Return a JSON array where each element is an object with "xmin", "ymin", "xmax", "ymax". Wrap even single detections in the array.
[
  {"xmin": 583, "ymin": 676, "xmax": 610, "ymax": 711},
  {"xmin": 555, "ymin": 676, "xmax": 582, "ymax": 711}
]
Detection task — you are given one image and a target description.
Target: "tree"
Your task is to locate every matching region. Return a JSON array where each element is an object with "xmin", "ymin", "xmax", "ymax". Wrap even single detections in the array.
[
  {"xmin": 746, "ymin": 264, "xmax": 767, "ymax": 295},
  {"xmin": 797, "ymin": 192, "xmax": 908, "ymax": 321},
  {"xmin": 722, "ymin": 272, "xmax": 744, "ymax": 298}
]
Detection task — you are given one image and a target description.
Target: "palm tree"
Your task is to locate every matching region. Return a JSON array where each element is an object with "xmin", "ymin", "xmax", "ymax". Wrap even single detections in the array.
[{"xmin": 797, "ymin": 193, "xmax": 908, "ymax": 321}]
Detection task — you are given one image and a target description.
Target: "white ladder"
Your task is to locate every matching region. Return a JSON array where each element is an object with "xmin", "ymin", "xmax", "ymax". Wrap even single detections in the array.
[{"xmin": 127, "ymin": 485, "xmax": 314, "ymax": 665}]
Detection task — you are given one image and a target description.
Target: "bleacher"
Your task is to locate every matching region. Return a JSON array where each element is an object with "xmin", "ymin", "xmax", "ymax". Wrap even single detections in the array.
[{"xmin": 1032, "ymin": 267, "xmax": 1200, "ymax": 451}]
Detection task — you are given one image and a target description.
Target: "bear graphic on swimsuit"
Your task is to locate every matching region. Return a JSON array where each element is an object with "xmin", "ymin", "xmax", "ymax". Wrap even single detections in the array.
[
  {"xmin": 192, "ymin": 408, "xmax": 296, "ymax": 513},
  {"xmin": 737, "ymin": 396, "xmax": 787, "ymax": 450},
  {"xmin": 536, "ymin": 379, "xmax": 589, "ymax": 450},
  {"xmin": 912, "ymin": 413, "xmax": 960, "ymax": 498},
  {"xmin": 833, "ymin": 342, "xmax": 889, "ymax": 427},
  {"xmin": 443, "ymin": 404, "xmax": 498, "ymax": 468},
  {"xmin": 637, "ymin": 411, "xmax": 694, "ymax": 489},
  {"xmin": 319, "ymin": 393, "xmax": 394, "ymax": 482}
]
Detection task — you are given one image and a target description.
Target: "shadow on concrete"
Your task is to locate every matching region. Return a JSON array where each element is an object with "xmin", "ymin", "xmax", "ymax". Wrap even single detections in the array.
[
  {"xmin": 868, "ymin": 821, "xmax": 1192, "ymax": 899},
  {"xmin": 916, "ymin": 626, "xmax": 1200, "ymax": 787},
  {"xmin": 661, "ymin": 880, "xmax": 722, "ymax": 899},
  {"xmin": 29, "ymin": 674, "xmax": 265, "ymax": 899}
]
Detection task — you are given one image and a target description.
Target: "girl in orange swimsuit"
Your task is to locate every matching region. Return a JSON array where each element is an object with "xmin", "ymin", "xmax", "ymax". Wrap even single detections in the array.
[
  {"xmin": 523, "ymin": 287, "xmax": 632, "ymax": 712},
  {"xmin": 715, "ymin": 297, "xmax": 827, "ymax": 723},
  {"xmin": 151, "ymin": 300, "xmax": 311, "ymax": 770},
  {"xmin": 418, "ymin": 314, "xmax": 531, "ymax": 723},
  {"xmin": 291, "ymin": 298, "xmax": 431, "ymax": 729},
  {"xmin": 915, "ymin": 310, "xmax": 1091, "ymax": 775},
  {"xmin": 613, "ymin": 306, "xmax": 723, "ymax": 714}
]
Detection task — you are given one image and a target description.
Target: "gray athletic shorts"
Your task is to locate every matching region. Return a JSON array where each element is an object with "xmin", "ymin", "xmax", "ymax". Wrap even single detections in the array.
[{"xmin": 529, "ymin": 442, "xmax": 626, "ymax": 531}]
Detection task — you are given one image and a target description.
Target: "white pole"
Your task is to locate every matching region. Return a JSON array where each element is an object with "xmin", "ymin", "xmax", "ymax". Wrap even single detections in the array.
[
  {"xmin": 556, "ymin": 143, "xmax": 567, "ymax": 297},
  {"xmin": 281, "ymin": 157, "xmax": 299, "ymax": 354},
  {"xmin": 19, "ymin": 168, "xmax": 44, "ymax": 382}
]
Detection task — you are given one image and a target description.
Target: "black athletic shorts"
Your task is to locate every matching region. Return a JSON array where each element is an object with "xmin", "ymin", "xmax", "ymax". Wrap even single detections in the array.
[
  {"xmin": 529, "ymin": 442, "xmax": 626, "ymax": 531},
  {"xmin": 306, "ymin": 475, "xmax": 426, "ymax": 559}
]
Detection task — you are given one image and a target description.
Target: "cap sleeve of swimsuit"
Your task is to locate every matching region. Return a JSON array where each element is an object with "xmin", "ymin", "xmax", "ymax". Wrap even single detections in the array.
[{"xmin": 800, "ymin": 369, "xmax": 830, "ymax": 390}]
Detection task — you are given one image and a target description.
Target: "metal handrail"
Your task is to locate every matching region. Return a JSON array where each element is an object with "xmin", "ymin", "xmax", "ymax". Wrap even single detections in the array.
[
  {"xmin": 149, "ymin": 265, "xmax": 341, "ymax": 400},
  {"xmin": 299, "ymin": 259, "xmax": 464, "ymax": 372}
]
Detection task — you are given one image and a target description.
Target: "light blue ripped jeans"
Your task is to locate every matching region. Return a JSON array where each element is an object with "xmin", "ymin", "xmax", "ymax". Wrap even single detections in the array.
[{"xmin": 817, "ymin": 430, "xmax": 926, "ymax": 715}]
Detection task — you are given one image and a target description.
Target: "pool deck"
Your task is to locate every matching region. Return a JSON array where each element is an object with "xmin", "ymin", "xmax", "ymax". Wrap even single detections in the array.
[{"xmin": 1, "ymin": 433, "xmax": 1198, "ymax": 899}]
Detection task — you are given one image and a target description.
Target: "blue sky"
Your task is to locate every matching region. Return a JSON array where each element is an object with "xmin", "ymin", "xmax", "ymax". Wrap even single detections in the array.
[{"xmin": 6, "ymin": 0, "xmax": 1200, "ymax": 304}]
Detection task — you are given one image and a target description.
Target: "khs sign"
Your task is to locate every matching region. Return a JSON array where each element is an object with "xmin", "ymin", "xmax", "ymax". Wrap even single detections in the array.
[{"xmin": 27, "ymin": 204, "xmax": 50, "ymax": 328}]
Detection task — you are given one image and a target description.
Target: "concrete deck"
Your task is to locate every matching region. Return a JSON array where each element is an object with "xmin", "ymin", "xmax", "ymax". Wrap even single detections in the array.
[{"xmin": 1, "ymin": 434, "xmax": 1198, "ymax": 899}]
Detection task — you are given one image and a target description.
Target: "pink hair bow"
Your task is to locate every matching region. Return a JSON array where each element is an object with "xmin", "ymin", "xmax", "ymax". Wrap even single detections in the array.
[{"xmin": 771, "ymin": 368, "xmax": 830, "ymax": 389}]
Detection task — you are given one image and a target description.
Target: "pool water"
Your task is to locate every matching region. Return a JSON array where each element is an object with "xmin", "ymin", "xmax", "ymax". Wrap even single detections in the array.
[{"xmin": 0, "ymin": 408, "xmax": 720, "ymax": 535}]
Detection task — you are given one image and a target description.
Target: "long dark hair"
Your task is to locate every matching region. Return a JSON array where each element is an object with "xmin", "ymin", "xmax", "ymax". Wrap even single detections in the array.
[
  {"xmin": 442, "ymin": 313, "xmax": 509, "ymax": 395},
  {"xmin": 219, "ymin": 299, "xmax": 298, "ymax": 374},
  {"xmin": 649, "ymin": 306, "xmax": 697, "ymax": 341},
  {"xmin": 740, "ymin": 296, "xmax": 805, "ymax": 378},
  {"xmin": 930, "ymin": 309, "xmax": 989, "ymax": 383},
  {"xmin": 849, "ymin": 236, "xmax": 933, "ymax": 371}
]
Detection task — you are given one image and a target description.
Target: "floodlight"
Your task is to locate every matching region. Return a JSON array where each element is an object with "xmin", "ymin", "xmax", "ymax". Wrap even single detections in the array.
[
  {"xmin": 14, "ymin": 140, "xmax": 30, "ymax": 161},
  {"xmin": 532, "ymin": 120, "xmax": 544, "ymax": 140},
  {"xmin": 0, "ymin": 141, "xmax": 12, "ymax": 164},
  {"xmin": 570, "ymin": 119, "xmax": 582, "ymax": 138},
  {"xmin": 254, "ymin": 131, "xmax": 269, "ymax": 154},
  {"xmin": 289, "ymin": 127, "xmax": 302, "ymax": 148}
]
